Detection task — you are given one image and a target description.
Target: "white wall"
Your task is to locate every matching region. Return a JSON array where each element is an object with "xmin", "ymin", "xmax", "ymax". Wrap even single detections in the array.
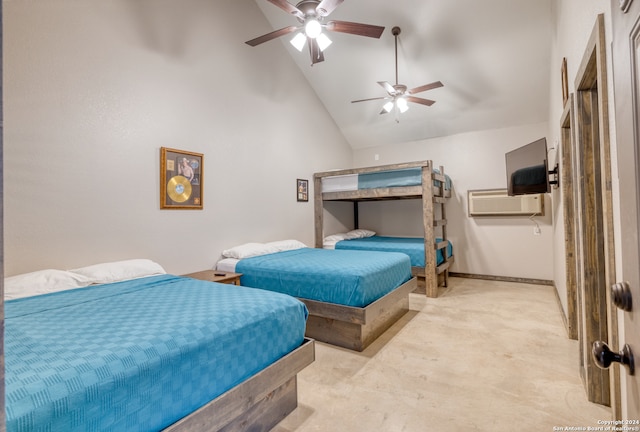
[
  {"xmin": 352, "ymin": 122, "xmax": 553, "ymax": 281},
  {"xmin": 3, "ymin": 0, "xmax": 352, "ymax": 276}
]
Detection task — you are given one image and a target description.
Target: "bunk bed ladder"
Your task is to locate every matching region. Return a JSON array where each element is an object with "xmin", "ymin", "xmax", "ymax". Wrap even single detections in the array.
[
  {"xmin": 437, "ymin": 165, "xmax": 450, "ymax": 288},
  {"xmin": 422, "ymin": 162, "xmax": 437, "ymax": 297},
  {"xmin": 425, "ymin": 164, "xmax": 451, "ymax": 296}
]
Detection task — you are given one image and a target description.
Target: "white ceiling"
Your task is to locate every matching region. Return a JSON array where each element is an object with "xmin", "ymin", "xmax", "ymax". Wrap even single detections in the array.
[{"xmin": 251, "ymin": 0, "xmax": 553, "ymax": 149}]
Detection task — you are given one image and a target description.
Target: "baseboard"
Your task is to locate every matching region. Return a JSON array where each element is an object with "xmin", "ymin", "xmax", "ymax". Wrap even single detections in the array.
[
  {"xmin": 449, "ymin": 272, "xmax": 553, "ymax": 286},
  {"xmin": 551, "ymin": 281, "xmax": 572, "ymax": 339}
]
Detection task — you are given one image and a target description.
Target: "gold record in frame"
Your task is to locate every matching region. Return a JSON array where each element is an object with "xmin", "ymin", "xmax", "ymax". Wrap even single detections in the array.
[
  {"xmin": 160, "ymin": 147, "xmax": 203, "ymax": 209},
  {"xmin": 166, "ymin": 175, "xmax": 192, "ymax": 203}
]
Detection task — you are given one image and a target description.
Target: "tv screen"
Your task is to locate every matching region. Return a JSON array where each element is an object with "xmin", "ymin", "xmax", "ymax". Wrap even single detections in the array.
[{"xmin": 505, "ymin": 138, "xmax": 549, "ymax": 196}]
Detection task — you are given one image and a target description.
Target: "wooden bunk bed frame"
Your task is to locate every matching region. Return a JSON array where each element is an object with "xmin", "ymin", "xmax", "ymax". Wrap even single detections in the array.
[
  {"xmin": 313, "ymin": 160, "xmax": 453, "ymax": 298},
  {"xmin": 165, "ymin": 338, "xmax": 315, "ymax": 432}
]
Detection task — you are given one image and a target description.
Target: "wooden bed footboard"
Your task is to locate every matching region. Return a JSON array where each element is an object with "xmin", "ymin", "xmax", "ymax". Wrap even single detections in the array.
[
  {"xmin": 298, "ymin": 277, "xmax": 417, "ymax": 351},
  {"xmin": 164, "ymin": 338, "xmax": 315, "ymax": 432}
]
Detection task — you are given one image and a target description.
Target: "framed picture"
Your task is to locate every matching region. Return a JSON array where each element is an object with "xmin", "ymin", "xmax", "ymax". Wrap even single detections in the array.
[
  {"xmin": 297, "ymin": 179, "xmax": 309, "ymax": 202},
  {"xmin": 619, "ymin": 0, "xmax": 632, "ymax": 13},
  {"xmin": 561, "ymin": 57, "xmax": 569, "ymax": 107},
  {"xmin": 160, "ymin": 147, "xmax": 203, "ymax": 209}
]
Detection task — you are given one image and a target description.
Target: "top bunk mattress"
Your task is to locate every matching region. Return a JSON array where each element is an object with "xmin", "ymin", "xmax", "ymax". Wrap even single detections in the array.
[
  {"xmin": 235, "ymin": 247, "xmax": 412, "ymax": 308},
  {"xmin": 334, "ymin": 236, "xmax": 453, "ymax": 268},
  {"xmin": 321, "ymin": 167, "xmax": 452, "ymax": 193},
  {"xmin": 5, "ymin": 274, "xmax": 308, "ymax": 432}
]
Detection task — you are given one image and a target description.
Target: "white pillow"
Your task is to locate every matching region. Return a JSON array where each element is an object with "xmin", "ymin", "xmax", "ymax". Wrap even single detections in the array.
[
  {"xmin": 324, "ymin": 233, "xmax": 349, "ymax": 242},
  {"xmin": 222, "ymin": 243, "xmax": 275, "ymax": 259},
  {"xmin": 323, "ymin": 233, "xmax": 349, "ymax": 249},
  {"xmin": 265, "ymin": 239, "xmax": 307, "ymax": 252},
  {"xmin": 347, "ymin": 229, "xmax": 376, "ymax": 238},
  {"xmin": 70, "ymin": 259, "xmax": 166, "ymax": 284},
  {"xmin": 5, "ymin": 269, "xmax": 92, "ymax": 300}
]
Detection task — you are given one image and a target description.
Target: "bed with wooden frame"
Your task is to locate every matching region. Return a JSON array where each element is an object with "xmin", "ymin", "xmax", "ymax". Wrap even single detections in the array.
[
  {"xmin": 216, "ymin": 244, "xmax": 417, "ymax": 352},
  {"xmin": 313, "ymin": 160, "xmax": 453, "ymax": 298},
  {"xmin": 165, "ymin": 337, "xmax": 314, "ymax": 432},
  {"xmin": 4, "ymin": 263, "xmax": 314, "ymax": 432}
]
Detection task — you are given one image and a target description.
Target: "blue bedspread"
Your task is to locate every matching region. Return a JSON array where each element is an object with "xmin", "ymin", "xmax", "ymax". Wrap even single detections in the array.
[
  {"xmin": 236, "ymin": 248, "xmax": 412, "ymax": 307},
  {"xmin": 335, "ymin": 236, "xmax": 453, "ymax": 268},
  {"xmin": 357, "ymin": 167, "xmax": 452, "ymax": 190},
  {"xmin": 5, "ymin": 275, "xmax": 308, "ymax": 432}
]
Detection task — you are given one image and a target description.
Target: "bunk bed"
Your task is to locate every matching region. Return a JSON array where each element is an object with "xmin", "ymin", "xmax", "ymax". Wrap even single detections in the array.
[
  {"xmin": 313, "ymin": 160, "xmax": 454, "ymax": 298},
  {"xmin": 4, "ymin": 261, "xmax": 314, "ymax": 432},
  {"xmin": 216, "ymin": 241, "xmax": 416, "ymax": 351}
]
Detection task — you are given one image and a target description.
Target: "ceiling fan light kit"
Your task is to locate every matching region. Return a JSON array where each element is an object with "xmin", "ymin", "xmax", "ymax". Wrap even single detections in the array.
[
  {"xmin": 290, "ymin": 17, "xmax": 332, "ymax": 52},
  {"xmin": 246, "ymin": 0, "xmax": 385, "ymax": 65},
  {"xmin": 315, "ymin": 33, "xmax": 332, "ymax": 51},
  {"xmin": 290, "ymin": 32, "xmax": 308, "ymax": 51},
  {"xmin": 351, "ymin": 26, "xmax": 443, "ymax": 122},
  {"xmin": 396, "ymin": 97, "xmax": 409, "ymax": 113},
  {"xmin": 304, "ymin": 19, "xmax": 322, "ymax": 38}
]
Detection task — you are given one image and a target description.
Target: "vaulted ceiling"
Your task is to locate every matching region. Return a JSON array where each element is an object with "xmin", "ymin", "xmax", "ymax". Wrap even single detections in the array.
[{"xmin": 250, "ymin": 0, "xmax": 553, "ymax": 149}]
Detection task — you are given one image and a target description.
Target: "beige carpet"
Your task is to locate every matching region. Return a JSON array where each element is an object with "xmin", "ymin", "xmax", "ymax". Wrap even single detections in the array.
[{"xmin": 274, "ymin": 277, "xmax": 611, "ymax": 431}]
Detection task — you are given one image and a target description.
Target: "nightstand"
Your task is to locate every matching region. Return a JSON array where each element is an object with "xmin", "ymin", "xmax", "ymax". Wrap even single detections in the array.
[{"xmin": 183, "ymin": 270, "xmax": 242, "ymax": 285}]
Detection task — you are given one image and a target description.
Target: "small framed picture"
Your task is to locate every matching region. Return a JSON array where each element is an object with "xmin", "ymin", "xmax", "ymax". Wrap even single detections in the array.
[
  {"xmin": 561, "ymin": 57, "xmax": 569, "ymax": 107},
  {"xmin": 619, "ymin": 0, "xmax": 632, "ymax": 12},
  {"xmin": 297, "ymin": 179, "xmax": 309, "ymax": 202},
  {"xmin": 160, "ymin": 147, "xmax": 203, "ymax": 209}
]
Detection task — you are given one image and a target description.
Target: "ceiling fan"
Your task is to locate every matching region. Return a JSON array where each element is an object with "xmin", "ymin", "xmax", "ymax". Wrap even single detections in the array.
[
  {"xmin": 352, "ymin": 26, "xmax": 443, "ymax": 122},
  {"xmin": 245, "ymin": 0, "xmax": 385, "ymax": 65}
]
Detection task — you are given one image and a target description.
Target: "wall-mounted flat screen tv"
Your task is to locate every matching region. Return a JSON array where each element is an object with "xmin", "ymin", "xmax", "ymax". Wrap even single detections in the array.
[{"xmin": 505, "ymin": 137, "xmax": 549, "ymax": 196}]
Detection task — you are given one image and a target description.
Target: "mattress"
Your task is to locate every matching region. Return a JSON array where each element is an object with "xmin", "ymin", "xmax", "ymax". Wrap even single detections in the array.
[
  {"xmin": 321, "ymin": 167, "xmax": 451, "ymax": 192},
  {"xmin": 334, "ymin": 236, "xmax": 453, "ymax": 268},
  {"xmin": 320, "ymin": 173, "xmax": 359, "ymax": 192},
  {"xmin": 5, "ymin": 274, "xmax": 308, "ymax": 432},
  {"xmin": 235, "ymin": 248, "xmax": 412, "ymax": 307}
]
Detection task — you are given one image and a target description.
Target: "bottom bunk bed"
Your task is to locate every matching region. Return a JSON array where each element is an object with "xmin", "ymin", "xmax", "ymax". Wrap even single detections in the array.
[
  {"xmin": 5, "ymin": 261, "xmax": 314, "ymax": 432},
  {"xmin": 325, "ymin": 233, "xmax": 454, "ymax": 295},
  {"xmin": 216, "ymin": 241, "xmax": 417, "ymax": 352}
]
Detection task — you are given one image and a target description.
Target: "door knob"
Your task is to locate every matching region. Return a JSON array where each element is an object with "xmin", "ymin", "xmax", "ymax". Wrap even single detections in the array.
[
  {"xmin": 592, "ymin": 341, "xmax": 635, "ymax": 375},
  {"xmin": 611, "ymin": 282, "xmax": 632, "ymax": 311}
]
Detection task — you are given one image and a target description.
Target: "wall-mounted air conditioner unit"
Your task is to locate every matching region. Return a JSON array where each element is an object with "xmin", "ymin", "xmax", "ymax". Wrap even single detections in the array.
[{"xmin": 468, "ymin": 189, "xmax": 544, "ymax": 217}]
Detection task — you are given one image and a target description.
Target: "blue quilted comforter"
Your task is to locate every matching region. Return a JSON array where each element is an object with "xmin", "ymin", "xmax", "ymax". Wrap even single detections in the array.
[
  {"xmin": 236, "ymin": 248, "xmax": 412, "ymax": 307},
  {"xmin": 335, "ymin": 236, "xmax": 453, "ymax": 268},
  {"xmin": 5, "ymin": 275, "xmax": 308, "ymax": 432}
]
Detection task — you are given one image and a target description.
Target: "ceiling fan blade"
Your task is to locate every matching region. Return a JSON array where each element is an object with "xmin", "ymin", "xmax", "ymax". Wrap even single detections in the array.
[
  {"xmin": 309, "ymin": 38, "xmax": 325, "ymax": 65},
  {"xmin": 408, "ymin": 81, "xmax": 444, "ymax": 95},
  {"xmin": 266, "ymin": 0, "xmax": 305, "ymax": 19},
  {"xmin": 351, "ymin": 96, "xmax": 388, "ymax": 103},
  {"xmin": 325, "ymin": 20, "xmax": 385, "ymax": 39},
  {"xmin": 245, "ymin": 26, "xmax": 300, "ymax": 46},
  {"xmin": 316, "ymin": 0, "xmax": 343, "ymax": 17},
  {"xmin": 406, "ymin": 95, "xmax": 436, "ymax": 106},
  {"xmin": 377, "ymin": 81, "xmax": 396, "ymax": 95}
]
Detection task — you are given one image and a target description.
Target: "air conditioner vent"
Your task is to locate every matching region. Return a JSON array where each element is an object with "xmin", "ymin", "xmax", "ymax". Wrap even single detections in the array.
[{"xmin": 468, "ymin": 189, "xmax": 544, "ymax": 217}]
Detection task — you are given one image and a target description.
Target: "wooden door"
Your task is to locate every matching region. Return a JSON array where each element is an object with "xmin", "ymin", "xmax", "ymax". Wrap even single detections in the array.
[
  {"xmin": 611, "ymin": 0, "xmax": 640, "ymax": 419},
  {"xmin": 573, "ymin": 14, "xmax": 619, "ymax": 409}
]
